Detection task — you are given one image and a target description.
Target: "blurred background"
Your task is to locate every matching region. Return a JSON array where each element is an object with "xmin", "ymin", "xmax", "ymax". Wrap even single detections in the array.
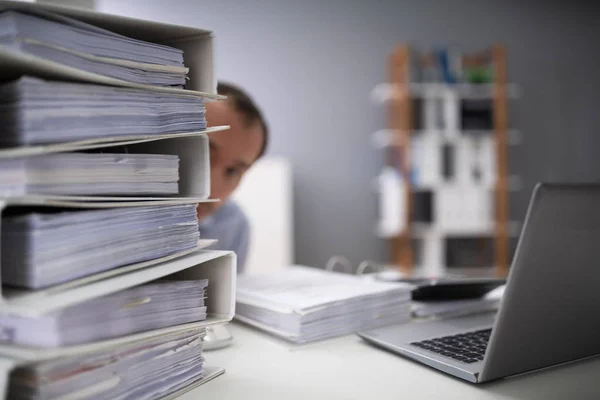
[{"xmin": 38, "ymin": 0, "xmax": 600, "ymax": 276}]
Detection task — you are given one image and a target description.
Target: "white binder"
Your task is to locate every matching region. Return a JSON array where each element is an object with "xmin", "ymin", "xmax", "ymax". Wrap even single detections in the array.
[{"xmin": 0, "ymin": 122, "xmax": 227, "ymax": 202}]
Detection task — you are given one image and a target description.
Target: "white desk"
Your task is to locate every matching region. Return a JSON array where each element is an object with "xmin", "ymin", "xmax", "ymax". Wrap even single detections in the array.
[{"xmin": 181, "ymin": 323, "xmax": 600, "ymax": 400}]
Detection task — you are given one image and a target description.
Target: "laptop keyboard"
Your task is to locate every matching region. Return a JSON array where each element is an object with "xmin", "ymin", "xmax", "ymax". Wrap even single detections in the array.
[{"xmin": 410, "ymin": 328, "xmax": 492, "ymax": 364}]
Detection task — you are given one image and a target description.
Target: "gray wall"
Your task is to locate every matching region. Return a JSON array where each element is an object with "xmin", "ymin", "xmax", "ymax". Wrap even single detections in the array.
[{"xmin": 98, "ymin": 0, "xmax": 600, "ymax": 269}]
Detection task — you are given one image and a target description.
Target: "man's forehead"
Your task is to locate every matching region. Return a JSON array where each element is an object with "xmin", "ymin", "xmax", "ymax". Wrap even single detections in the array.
[
  {"xmin": 205, "ymin": 100, "xmax": 232, "ymax": 122},
  {"xmin": 208, "ymin": 101, "xmax": 255, "ymax": 129},
  {"xmin": 209, "ymin": 126, "xmax": 262, "ymax": 165},
  {"xmin": 207, "ymin": 101, "xmax": 264, "ymax": 163}
]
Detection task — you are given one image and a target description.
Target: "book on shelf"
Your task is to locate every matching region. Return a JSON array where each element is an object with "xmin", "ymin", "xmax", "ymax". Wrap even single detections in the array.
[
  {"xmin": 435, "ymin": 186, "xmax": 492, "ymax": 232},
  {"xmin": 375, "ymin": 166, "xmax": 407, "ymax": 237},
  {"xmin": 477, "ymin": 135, "xmax": 496, "ymax": 186},
  {"xmin": 454, "ymin": 135, "xmax": 476, "ymax": 183},
  {"xmin": 411, "ymin": 133, "xmax": 442, "ymax": 187}
]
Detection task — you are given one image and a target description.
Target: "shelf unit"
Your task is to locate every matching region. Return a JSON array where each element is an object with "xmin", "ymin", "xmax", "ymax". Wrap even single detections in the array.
[{"xmin": 373, "ymin": 44, "xmax": 520, "ymax": 278}]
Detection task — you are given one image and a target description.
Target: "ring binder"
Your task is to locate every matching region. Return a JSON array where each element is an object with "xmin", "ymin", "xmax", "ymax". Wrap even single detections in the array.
[
  {"xmin": 356, "ymin": 260, "xmax": 384, "ymax": 275},
  {"xmin": 235, "ymin": 265, "xmax": 413, "ymax": 343},
  {"xmin": 325, "ymin": 256, "xmax": 352, "ymax": 273}
]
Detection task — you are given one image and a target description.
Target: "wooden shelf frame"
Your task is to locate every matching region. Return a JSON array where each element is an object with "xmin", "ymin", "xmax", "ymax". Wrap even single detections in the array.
[{"xmin": 386, "ymin": 44, "xmax": 511, "ymax": 278}]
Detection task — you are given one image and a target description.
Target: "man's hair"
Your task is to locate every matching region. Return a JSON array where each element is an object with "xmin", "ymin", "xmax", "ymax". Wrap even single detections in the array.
[{"xmin": 217, "ymin": 81, "xmax": 268, "ymax": 158}]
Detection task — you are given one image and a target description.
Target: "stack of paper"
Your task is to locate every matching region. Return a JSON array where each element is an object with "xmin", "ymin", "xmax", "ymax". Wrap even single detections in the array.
[
  {"xmin": 0, "ymin": 10, "xmax": 188, "ymax": 87},
  {"xmin": 0, "ymin": 153, "xmax": 179, "ymax": 196},
  {"xmin": 1, "ymin": 204, "xmax": 199, "ymax": 289},
  {"xmin": 0, "ymin": 279, "xmax": 208, "ymax": 347},
  {"xmin": 236, "ymin": 266, "xmax": 413, "ymax": 343},
  {"xmin": 7, "ymin": 329, "xmax": 208, "ymax": 400},
  {"xmin": 0, "ymin": 77, "xmax": 206, "ymax": 146}
]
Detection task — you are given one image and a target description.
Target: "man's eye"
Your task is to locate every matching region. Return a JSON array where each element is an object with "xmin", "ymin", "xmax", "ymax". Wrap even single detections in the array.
[
  {"xmin": 208, "ymin": 146, "xmax": 217, "ymax": 165},
  {"xmin": 225, "ymin": 167, "xmax": 240, "ymax": 178}
]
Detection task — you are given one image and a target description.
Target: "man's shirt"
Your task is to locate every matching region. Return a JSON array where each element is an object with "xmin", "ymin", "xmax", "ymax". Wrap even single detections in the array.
[{"xmin": 198, "ymin": 200, "xmax": 249, "ymax": 274}]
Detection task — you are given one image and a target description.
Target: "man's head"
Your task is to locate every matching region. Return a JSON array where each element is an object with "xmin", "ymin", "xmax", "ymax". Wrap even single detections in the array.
[{"xmin": 197, "ymin": 82, "xmax": 268, "ymax": 220}]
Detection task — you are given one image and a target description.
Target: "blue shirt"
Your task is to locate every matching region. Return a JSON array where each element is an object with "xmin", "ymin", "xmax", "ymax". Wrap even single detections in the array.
[{"xmin": 198, "ymin": 200, "xmax": 249, "ymax": 274}]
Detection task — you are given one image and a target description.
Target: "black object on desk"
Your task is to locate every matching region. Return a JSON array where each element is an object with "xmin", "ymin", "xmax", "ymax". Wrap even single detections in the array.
[{"xmin": 411, "ymin": 278, "xmax": 506, "ymax": 301}]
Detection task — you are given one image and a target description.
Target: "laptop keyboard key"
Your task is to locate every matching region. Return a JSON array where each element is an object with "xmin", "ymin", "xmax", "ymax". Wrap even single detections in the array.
[{"xmin": 410, "ymin": 328, "xmax": 493, "ymax": 364}]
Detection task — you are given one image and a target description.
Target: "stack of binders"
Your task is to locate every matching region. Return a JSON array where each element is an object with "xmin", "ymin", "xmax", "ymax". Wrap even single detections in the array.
[{"xmin": 0, "ymin": 1, "xmax": 236, "ymax": 399}]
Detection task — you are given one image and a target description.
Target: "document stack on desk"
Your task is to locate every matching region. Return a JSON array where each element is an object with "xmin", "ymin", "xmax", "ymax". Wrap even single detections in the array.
[
  {"xmin": 236, "ymin": 266, "xmax": 413, "ymax": 343},
  {"xmin": 0, "ymin": 2, "xmax": 236, "ymax": 398}
]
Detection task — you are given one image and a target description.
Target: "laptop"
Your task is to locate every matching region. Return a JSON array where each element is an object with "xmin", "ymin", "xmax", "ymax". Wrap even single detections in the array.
[{"xmin": 358, "ymin": 183, "xmax": 600, "ymax": 383}]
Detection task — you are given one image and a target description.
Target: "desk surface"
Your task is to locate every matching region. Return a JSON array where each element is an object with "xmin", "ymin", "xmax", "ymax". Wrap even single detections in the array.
[{"xmin": 183, "ymin": 323, "xmax": 600, "ymax": 400}]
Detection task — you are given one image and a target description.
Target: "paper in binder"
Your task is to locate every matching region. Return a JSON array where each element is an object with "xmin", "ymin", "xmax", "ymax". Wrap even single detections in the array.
[
  {"xmin": 0, "ymin": 152, "xmax": 180, "ymax": 196},
  {"xmin": 7, "ymin": 328, "xmax": 208, "ymax": 400},
  {"xmin": 0, "ymin": 77, "xmax": 207, "ymax": 146},
  {"xmin": 0, "ymin": 279, "xmax": 208, "ymax": 347},
  {"xmin": 0, "ymin": 10, "xmax": 187, "ymax": 87},
  {"xmin": 1, "ymin": 203, "xmax": 200, "ymax": 289},
  {"xmin": 235, "ymin": 266, "xmax": 412, "ymax": 343}
]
